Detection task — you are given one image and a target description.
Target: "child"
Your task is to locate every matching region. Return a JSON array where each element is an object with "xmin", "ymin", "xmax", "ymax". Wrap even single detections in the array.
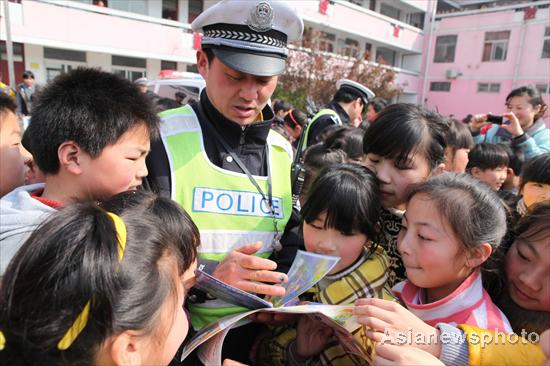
[
  {"xmin": 0, "ymin": 92, "xmax": 31, "ymax": 197},
  {"xmin": 363, "ymin": 103, "xmax": 449, "ymax": 285},
  {"xmin": 283, "ymin": 109, "xmax": 307, "ymax": 148},
  {"xmin": 0, "ymin": 68, "xmax": 159, "ymax": 274},
  {"xmin": 470, "ymin": 85, "xmax": 549, "ymax": 159},
  {"xmin": 490, "ymin": 202, "xmax": 550, "ymax": 334},
  {"xmin": 260, "ymin": 163, "xmax": 395, "ymax": 366},
  {"xmin": 0, "ymin": 190, "xmax": 200, "ymax": 365},
  {"xmin": 393, "ymin": 173, "xmax": 512, "ymax": 332},
  {"xmin": 466, "ymin": 142, "xmax": 509, "ymax": 191},
  {"xmin": 443, "ymin": 118, "xmax": 474, "ymax": 173},
  {"xmin": 324, "ymin": 126, "xmax": 365, "ymax": 163},
  {"xmin": 516, "ymin": 153, "xmax": 550, "ymax": 216}
]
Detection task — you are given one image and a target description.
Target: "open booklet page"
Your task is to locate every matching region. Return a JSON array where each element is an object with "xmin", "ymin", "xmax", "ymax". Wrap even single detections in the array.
[
  {"xmin": 182, "ymin": 251, "xmax": 372, "ymax": 363},
  {"xmin": 193, "ymin": 250, "xmax": 340, "ymax": 309},
  {"xmin": 194, "ymin": 305, "xmax": 373, "ymax": 365}
]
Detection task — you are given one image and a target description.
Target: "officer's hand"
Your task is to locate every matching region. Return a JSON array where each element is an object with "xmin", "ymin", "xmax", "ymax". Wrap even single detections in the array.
[{"xmin": 212, "ymin": 242, "xmax": 288, "ymax": 297}]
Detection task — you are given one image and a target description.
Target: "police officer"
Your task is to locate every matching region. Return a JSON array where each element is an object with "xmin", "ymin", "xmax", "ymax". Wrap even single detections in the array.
[
  {"xmin": 303, "ymin": 79, "xmax": 375, "ymax": 150},
  {"xmin": 144, "ymin": 0, "xmax": 303, "ymax": 363}
]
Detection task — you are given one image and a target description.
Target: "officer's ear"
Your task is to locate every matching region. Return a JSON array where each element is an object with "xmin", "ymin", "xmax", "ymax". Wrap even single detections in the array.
[{"xmin": 196, "ymin": 50, "xmax": 210, "ymax": 79}]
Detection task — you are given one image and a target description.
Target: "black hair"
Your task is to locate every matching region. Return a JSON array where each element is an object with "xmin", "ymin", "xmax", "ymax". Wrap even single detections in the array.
[
  {"xmin": 22, "ymin": 70, "xmax": 34, "ymax": 79},
  {"xmin": 466, "ymin": 143, "xmax": 509, "ymax": 171},
  {"xmin": 204, "ymin": 47, "xmax": 215, "ymax": 64},
  {"xmin": 363, "ymin": 103, "xmax": 449, "ymax": 170},
  {"xmin": 283, "ymin": 109, "xmax": 307, "ymax": 128},
  {"xmin": 0, "ymin": 92, "xmax": 16, "ymax": 116},
  {"xmin": 333, "ymin": 88, "xmax": 363, "ymax": 105},
  {"xmin": 0, "ymin": 191, "xmax": 199, "ymax": 365},
  {"xmin": 498, "ymin": 142, "xmax": 524, "ymax": 176},
  {"xmin": 367, "ymin": 98, "xmax": 387, "ymax": 113},
  {"xmin": 446, "ymin": 118, "xmax": 474, "ymax": 152},
  {"xmin": 520, "ymin": 152, "xmax": 550, "ymax": 191},
  {"xmin": 323, "ymin": 126, "xmax": 364, "ymax": 161},
  {"xmin": 302, "ymin": 163, "xmax": 381, "ymax": 240},
  {"xmin": 406, "ymin": 173, "xmax": 507, "ymax": 253},
  {"xmin": 301, "ymin": 143, "xmax": 347, "ymax": 201},
  {"xmin": 27, "ymin": 68, "xmax": 159, "ymax": 174},
  {"xmin": 506, "ymin": 85, "xmax": 547, "ymax": 121},
  {"xmin": 274, "ymin": 100, "xmax": 292, "ymax": 114}
]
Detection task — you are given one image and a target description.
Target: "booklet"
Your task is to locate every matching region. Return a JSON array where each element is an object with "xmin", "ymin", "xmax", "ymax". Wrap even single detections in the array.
[{"xmin": 183, "ymin": 250, "xmax": 374, "ymax": 364}]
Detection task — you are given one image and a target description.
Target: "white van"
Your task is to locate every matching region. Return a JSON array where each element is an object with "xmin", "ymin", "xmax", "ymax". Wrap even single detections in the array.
[{"xmin": 147, "ymin": 71, "xmax": 206, "ymax": 105}]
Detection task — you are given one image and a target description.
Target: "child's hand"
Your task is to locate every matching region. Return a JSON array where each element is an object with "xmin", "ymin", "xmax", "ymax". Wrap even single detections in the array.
[
  {"xmin": 212, "ymin": 242, "xmax": 288, "ymax": 297},
  {"xmin": 373, "ymin": 343, "xmax": 444, "ymax": 366},
  {"xmin": 541, "ymin": 329, "xmax": 550, "ymax": 366},
  {"xmin": 294, "ymin": 315, "xmax": 333, "ymax": 361},
  {"xmin": 470, "ymin": 114, "xmax": 489, "ymax": 133},
  {"xmin": 354, "ymin": 298, "xmax": 441, "ymax": 358},
  {"xmin": 222, "ymin": 359, "xmax": 248, "ymax": 366}
]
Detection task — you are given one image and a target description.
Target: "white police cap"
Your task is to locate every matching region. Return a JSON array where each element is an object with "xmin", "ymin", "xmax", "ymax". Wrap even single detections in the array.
[
  {"xmin": 192, "ymin": 0, "xmax": 303, "ymax": 77},
  {"xmin": 336, "ymin": 79, "xmax": 375, "ymax": 104}
]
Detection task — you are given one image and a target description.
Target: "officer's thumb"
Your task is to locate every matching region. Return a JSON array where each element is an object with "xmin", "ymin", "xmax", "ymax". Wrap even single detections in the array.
[{"xmin": 237, "ymin": 241, "xmax": 263, "ymax": 255}]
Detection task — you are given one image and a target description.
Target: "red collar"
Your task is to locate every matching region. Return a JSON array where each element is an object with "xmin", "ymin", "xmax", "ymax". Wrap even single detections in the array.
[{"xmin": 31, "ymin": 189, "xmax": 64, "ymax": 209}]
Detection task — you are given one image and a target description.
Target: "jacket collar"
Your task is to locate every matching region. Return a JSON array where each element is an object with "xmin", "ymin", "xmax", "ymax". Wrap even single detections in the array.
[
  {"xmin": 329, "ymin": 101, "xmax": 350, "ymax": 125},
  {"xmin": 199, "ymin": 90, "xmax": 274, "ymax": 148}
]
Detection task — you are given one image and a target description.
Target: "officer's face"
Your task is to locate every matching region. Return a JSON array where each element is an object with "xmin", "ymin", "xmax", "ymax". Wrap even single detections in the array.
[{"xmin": 197, "ymin": 50, "xmax": 278, "ymax": 126}]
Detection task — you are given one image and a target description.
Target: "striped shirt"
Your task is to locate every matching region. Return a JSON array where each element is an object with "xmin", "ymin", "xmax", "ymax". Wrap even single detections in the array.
[{"xmin": 393, "ymin": 271, "xmax": 512, "ymax": 333}]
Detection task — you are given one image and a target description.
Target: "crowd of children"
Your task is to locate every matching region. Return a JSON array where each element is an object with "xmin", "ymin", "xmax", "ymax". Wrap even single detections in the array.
[{"xmin": 0, "ymin": 65, "xmax": 549, "ymax": 366}]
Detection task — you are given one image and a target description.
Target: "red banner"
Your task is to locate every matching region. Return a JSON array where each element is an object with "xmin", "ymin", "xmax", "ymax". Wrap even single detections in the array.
[
  {"xmin": 193, "ymin": 32, "xmax": 202, "ymax": 50},
  {"xmin": 319, "ymin": 0, "xmax": 329, "ymax": 15}
]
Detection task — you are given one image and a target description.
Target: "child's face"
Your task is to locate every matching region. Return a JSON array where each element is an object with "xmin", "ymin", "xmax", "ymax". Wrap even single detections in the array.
[
  {"xmin": 506, "ymin": 95, "xmax": 540, "ymax": 128},
  {"xmin": 505, "ymin": 234, "xmax": 550, "ymax": 312},
  {"xmin": 522, "ymin": 182, "xmax": 550, "ymax": 209},
  {"xmin": 80, "ymin": 123, "xmax": 150, "ymax": 200},
  {"xmin": 303, "ymin": 211, "xmax": 367, "ymax": 275},
  {"xmin": 0, "ymin": 111, "xmax": 31, "ymax": 197},
  {"xmin": 471, "ymin": 166, "xmax": 507, "ymax": 191},
  {"xmin": 397, "ymin": 194, "xmax": 472, "ymax": 300},
  {"xmin": 364, "ymin": 152, "xmax": 432, "ymax": 210},
  {"xmin": 142, "ymin": 259, "xmax": 197, "ymax": 365}
]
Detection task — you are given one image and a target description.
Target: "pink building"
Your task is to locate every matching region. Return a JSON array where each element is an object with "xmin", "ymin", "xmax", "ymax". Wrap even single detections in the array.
[{"xmin": 422, "ymin": 0, "xmax": 550, "ymax": 124}]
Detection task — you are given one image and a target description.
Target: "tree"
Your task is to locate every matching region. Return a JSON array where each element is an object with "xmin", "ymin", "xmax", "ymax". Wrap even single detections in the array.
[{"xmin": 274, "ymin": 28, "xmax": 402, "ymax": 114}]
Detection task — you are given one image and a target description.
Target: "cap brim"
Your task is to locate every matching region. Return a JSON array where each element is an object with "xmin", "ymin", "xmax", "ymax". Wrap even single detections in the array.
[{"xmin": 212, "ymin": 48, "xmax": 286, "ymax": 77}]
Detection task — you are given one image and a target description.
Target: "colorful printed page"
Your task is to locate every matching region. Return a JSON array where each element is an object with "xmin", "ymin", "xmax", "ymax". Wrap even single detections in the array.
[
  {"xmin": 188, "ymin": 304, "xmax": 372, "ymax": 365},
  {"xmin": 193, "ymin": 250, "xmax": 340, "ymax": 310},
  {"xmin": 269, "ymin": 250, "xmax": 340, "ymax": 307}
]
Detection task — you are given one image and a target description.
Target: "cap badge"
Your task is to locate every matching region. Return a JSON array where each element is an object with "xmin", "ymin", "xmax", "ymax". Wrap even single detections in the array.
[{"xmin": 247, "ymin": 1, "xmax": 274, "ymax": 32}]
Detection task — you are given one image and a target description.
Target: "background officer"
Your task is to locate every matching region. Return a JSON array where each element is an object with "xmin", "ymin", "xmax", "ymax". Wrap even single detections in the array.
[{"xmin": 304, "ymin": 79, "xmax": 375, "ymax": 149}]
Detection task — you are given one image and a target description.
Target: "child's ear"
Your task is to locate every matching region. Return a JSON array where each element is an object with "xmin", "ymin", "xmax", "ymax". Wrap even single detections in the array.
[
  {"xmin": 58, "ymin": 141, "xmax": 85, "ymax": 176},
  {"xmin": 109, "ymin": 331, "xmax": 143, "ymax": 366},
  {"xmin": 470, "ymin": 166, "xmax": 481, "ymax": 178},
  {"xmin": 466, "ymin": 243, "xmax": 492, "ymax": 268},
  {"xmin": 431, "ymin": 163, "xmax": 446, "ymax": 177}
]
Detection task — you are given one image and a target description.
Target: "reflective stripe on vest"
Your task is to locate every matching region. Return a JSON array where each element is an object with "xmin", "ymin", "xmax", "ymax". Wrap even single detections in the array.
[
  {"xmin": 159, "ymin": 105, "xmax": 293, "ymax": 328},
  {"xmin": 301, "ymin": 108, "xmax": 342, "ymax": 152}
]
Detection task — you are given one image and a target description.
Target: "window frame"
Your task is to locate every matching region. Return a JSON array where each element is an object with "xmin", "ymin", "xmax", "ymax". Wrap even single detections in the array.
[
  {"xmin": 434, "ymin": 35, "xmax": 457, "ymax": 63},
  {"xmin": 430, "ymin": 81, "xmax": 451, "ymax": 92},
  {"xmin": 482, "ymin": 31, "xmax": 510, "ymax": 62}
]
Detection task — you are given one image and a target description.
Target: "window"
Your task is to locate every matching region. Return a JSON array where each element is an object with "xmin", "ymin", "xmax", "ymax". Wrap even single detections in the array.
[
  {"xmin": 434, "ymin": 35, "xmax": 457, "ymax": 63},
  {"xmin": 44, "ymin": 47, "xmax": 87, "ymax": 62},
  {"xmin": 380, "ymin": 3, "xmax": 401, "ymax": 20},
  {"xmin": 406, "ymin": 12, "xmax": 425, "ymax": 29},
  {"xmin": 364, "ymin": 42, "xmax": 372, "ymax": 61},
  {"xmin": 430, "ymin": 82, "xmax": 451, "ymax": 92},
  {"xmin": 1, "ymin": 41, "xmax": 24, "ymax": 62},
  {"xmin": 318, "ymin": 32, "xmax": 336, "ymax": 53},
  {"xmin": 188, "ymin": 0, "xmax": 203, "ymax": 23},
  {"xmin": 376, "ymin": 47, "xmax": 396, "ymax": 66},
  {"xmin": 112, "ymin": 55, "xmax": 146, "ymax": 68},
  {"xmin": 161, "ymin": 60, "xmax": 177, "ymax": 70},
  {"xmin": 543, "ymin": 27, "xmax": 550, "ymax": 58},
  {"xmin": 109, "ymin": 0, "xmax": 146, "ymax": 15},
  {"xmin": 482, "ymin": 31, "xmax": 510, "ymax": 61},
  {"xmin": 477, "ymin": 82, "xmax": 500, "ymax": 93},
  {"xmin": 536, "ymin": 83, "xmax": 550, "ymax": 94},
  {"xmin": 162, "ymin": 0, "xmax": 178, "ymax": 20},
  {"xmin": 338, "ymin": 38, "xmax": 360, "ymax": 58}
]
